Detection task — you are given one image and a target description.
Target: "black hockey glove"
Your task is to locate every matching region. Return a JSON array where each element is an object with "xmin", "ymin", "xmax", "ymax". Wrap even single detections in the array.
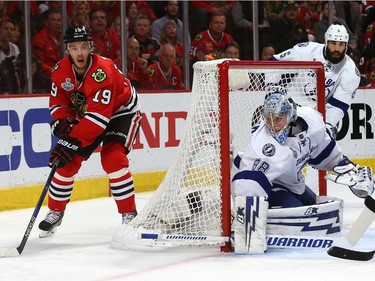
[
  {"xmin": 49, "ymin": 137, "xmax": 81, "ymax": 168},
  {"xmin": 51, "ymin": 117, "xmax": 78, "ymax": 140}
]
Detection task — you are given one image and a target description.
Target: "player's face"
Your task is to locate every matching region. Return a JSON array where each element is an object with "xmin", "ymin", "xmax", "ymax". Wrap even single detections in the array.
[
  {"xmin": 265, "ymin": 114, "xmax": 288, "ymax": 133},
  {"xmin": 326, "ymin": 41, "xmax": 346, "ymax": 64},
  {"xmin": 67, "ymin": 41, "xmax": 91, "ymax": 71}
]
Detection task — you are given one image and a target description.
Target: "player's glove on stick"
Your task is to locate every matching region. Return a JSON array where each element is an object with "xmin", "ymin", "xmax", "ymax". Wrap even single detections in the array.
[
  {"xmin": 51, "ymin": 117, "xmax": 78, "ymax": 140},
  {"xmin": 50, "ymin": 137, "xmax": 81, "ymax": 168},
  {"xmin": 325, "ymin": 156, "xmax": 375, "ymax": 198}
]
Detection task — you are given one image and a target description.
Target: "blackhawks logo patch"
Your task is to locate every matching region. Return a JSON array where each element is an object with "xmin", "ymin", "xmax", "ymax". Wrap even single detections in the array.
[
  {"xmin": 148, "ymin": 68, "xmax": 155, "ymax": 76},
  {"xmin": 92, "ymin": 68, "xmax": 107, "ymax": 83},
  {"xmin": 194, "ymin": 34, "xmax": 203, "ymax": 42}
]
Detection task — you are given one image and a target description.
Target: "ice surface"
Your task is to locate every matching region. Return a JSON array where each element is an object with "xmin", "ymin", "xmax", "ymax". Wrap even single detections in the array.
[{"xmin": 1, "ymin": 182, "xmax": 375, "ymax": 281}]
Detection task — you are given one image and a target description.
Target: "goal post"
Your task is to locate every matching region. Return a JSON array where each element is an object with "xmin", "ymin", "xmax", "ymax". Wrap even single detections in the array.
[{"xmin": 111, "ymin": 59, "xmax": 326, "ymax": 253}]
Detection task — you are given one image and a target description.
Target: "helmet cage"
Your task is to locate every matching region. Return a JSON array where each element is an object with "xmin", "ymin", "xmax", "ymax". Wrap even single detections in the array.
[{"xmin": 263, "ymin": 93, "xmax": 296, "ymax": 144}]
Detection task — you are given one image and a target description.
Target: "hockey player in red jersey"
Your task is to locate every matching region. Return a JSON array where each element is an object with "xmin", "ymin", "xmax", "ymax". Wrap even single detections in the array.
[{"xmin": 39, "ymin": 26, "xmax": 142, "ymax": 238}]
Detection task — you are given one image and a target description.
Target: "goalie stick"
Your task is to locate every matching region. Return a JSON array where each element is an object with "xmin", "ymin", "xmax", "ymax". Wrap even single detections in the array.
[
  {"xmin": 137, "ymin": 232, "xmax": 341, "ymax": 250},
  {"xmin": 327, "ymin": 246, "xmax": 375, "ymax": 261},
  {"xmin": 327, "ymin": 196, "xmax": 375, "ymax": 261},
  {"xmin": 0, "ymin": 161, "xmax": 58, "ymax": 258}
]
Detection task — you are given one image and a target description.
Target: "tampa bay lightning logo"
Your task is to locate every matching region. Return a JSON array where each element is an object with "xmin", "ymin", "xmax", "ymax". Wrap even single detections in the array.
[
  {"xmin": 324, "ymin": 63, "xmax": 334, "ymax": 72},
  {"xmin": 262, "ymin": 143, "xmax": 275, "ymax": 157}
]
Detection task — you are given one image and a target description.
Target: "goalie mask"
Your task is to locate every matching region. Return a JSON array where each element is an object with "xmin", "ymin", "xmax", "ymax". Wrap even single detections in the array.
[{"xmin": 263, "ymin": 92, "xmax": 296, "ymax": 144}]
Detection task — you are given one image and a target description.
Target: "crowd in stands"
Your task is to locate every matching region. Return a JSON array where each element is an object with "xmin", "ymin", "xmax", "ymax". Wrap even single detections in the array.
[{"xmin": 2, "ymin": 0, "xmax": 375, "ymax": 95}]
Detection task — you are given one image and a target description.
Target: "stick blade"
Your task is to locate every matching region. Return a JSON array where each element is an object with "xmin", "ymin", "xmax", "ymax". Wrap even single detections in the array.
[
  {"xmin": 327, "ymin": 246, "xmax": 375, "ymax": 261},
  {"xmin": 0, "ymin": 247, "xmax": 20, "ymax": 258}
]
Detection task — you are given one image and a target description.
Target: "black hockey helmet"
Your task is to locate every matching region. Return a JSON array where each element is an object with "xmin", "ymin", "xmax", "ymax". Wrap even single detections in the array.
[{"xmin": 63, "ymin": 25, "xmax": 92, "ymax": 44}]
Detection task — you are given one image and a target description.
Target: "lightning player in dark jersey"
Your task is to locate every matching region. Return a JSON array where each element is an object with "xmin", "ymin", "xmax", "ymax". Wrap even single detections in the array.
[{"xmin": 39, "ymin": 26, "xmax": 141, "ymax": 238}]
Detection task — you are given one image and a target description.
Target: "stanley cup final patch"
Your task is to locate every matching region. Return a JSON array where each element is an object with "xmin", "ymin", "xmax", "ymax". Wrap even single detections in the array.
[
  {"xmin": 262, "ymin": 143, "xmax": 275, "ymax": 157},
  {"xmin": 61, "ymin": 78, "xmax": 74, "ymax": 91}
]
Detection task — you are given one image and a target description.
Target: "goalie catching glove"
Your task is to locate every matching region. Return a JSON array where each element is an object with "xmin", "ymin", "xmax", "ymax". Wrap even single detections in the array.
[{"xmin": 325, "ymin": 156, "xmax": 375, "ymax": 198}]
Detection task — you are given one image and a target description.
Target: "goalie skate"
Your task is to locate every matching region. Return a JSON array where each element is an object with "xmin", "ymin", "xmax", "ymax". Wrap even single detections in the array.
[{"xmin": 39, "ymin": 211, "xmax": 64, "ymax": 238}]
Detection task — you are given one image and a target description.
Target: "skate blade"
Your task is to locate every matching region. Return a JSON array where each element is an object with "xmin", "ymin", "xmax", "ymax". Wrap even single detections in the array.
[{"xmin": 39, "ymin": 228, "xmax": 57, "ymax": 238}]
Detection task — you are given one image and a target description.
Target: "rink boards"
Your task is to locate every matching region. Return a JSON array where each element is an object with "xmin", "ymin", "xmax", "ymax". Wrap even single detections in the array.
[{"xmin": 1, "ymin": 89, "xmax": 375, "ymax": 210}]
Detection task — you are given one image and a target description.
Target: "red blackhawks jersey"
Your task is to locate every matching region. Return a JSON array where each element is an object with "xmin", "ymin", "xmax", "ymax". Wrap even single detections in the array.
[
  {"xmin": 146, "ymin": 62, "xmax": 184, "ymax": 90},
  {"xmin": 49, "ymin": 53, "xmax": 139, "ymax": 147},
  {"xmin": 190, "ymin": 30, "xmax": 233, "ymax": 59}
]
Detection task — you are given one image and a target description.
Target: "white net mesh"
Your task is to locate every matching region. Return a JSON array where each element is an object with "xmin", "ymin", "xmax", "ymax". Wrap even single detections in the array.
[{"xmin": 112, "ymin": 59, "xmax": 325, "ymax": 249}]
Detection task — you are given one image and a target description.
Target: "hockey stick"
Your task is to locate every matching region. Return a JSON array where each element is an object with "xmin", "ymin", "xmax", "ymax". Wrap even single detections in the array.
[
  {"xmin": 327, "ymin": 246, "xmax": 375, "ymax": 261},
  {"xmin": 137, "ymin": 232, "xmax": 340, "ymax": 250},
  {"xmin": 327, "ymin": 196, "xmax": 375, "ymax": 261},
  {"xmin": 0, "ymin": 161, "xmax": 58, "ymax": 258}
]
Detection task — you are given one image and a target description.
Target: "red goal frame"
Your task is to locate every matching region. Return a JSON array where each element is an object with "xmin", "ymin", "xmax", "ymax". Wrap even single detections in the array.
[{"xmin": 218, "ymin": 60, "xmax": 326, "ymax": 252}]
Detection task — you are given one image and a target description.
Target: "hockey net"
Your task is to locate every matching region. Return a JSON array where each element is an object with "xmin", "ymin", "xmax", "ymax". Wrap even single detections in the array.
[{"xmin": 111, "ymin": 59, "xmax": 326, "ymax": 252}]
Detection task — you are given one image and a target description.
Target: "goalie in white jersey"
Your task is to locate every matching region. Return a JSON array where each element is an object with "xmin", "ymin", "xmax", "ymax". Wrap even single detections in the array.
[
  {"xmin": 231, "ymin": 93, "xmax": 374, "ymax": 253},
  {"xmin": 270, "ymin": 24, "xmax": 361, "ymax": 138},
  {"xmin": 232, "ymin": 92, "xmax": 374, "ymax": 207}
]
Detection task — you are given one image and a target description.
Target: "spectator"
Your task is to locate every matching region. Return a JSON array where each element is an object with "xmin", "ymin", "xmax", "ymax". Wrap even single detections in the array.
[
  {"xmin": 127, "ymin": 1, "xmax": 139, "ymax": 37},
  {"xmin": 145, "ymin": 43, "xmax": 184, "ymax": 90},
  {"xmin": 70, "ymin": 1, "xmax": 90, "ymax": 28},
  {"xmin": 260, "ymin": 43, "xmax": 276, "ymax": 60},
  {"xmin": 132, "ymin": 14, "xmax": 161, "ymax": 66},
  {"xmin": 314, "ymin": 1, "xmax": 356, "ymax": 50},
  {"xmin": 264, "ymin": 0, "xmax": 284, "ymax": 26},
  {"xmin": 0, "ymin": 19, "xmax": 21, "ymax": 94},
  {"xmin": 118, "ymin": 37, "xmax": 149, "ymax": 90},
  {"xmin": 223, "ymin": 41, "xmax": 240, "ymax": 59},
  {"xmin": 112, "ymin": 15, "xmax": 130, "ymax": 39},
  {"xmin": 231, "ymin": 1, "xmax": 270, "ymax": 59},
  {"xmin": 151, "ymin": 1, "xmax": 190, "ymax": 45},
  {"xmin": 297, "ymin": 1, "xmax": 322, "ymax": 42},
  {"xmin": 334, "ymin": 1, "xmax": 361, "ymax": 50},
  {"xmin": 365, "ymin": 58, "xmax": 375, "ymax": 86},
  {"xmin": 32, "ymin": 8, "xmax": 63, "ymax": 77},
  {"xmin": 31, "ymin": 55, "xmax": 51, "ymax": 93},
  {"xmin": 190, "ymin": 11, "xmax": 234, "ymax": 60},
  {"xmin": 89, "ymin": 7, "xmax": 120, "ymax": 61},
  {"xmin": 159, "ymin": 19, "xmax": 184, "ymax": 70},
  {"xmin": 268, "ymin": 3, "xmax": 308, "ymax": 52},
  {"xmin": 189, "ymin": 1, "xmax": 234, "ymax": 38},
  {"xmin": 347, "ymin": 50, "xmax": 372, "ymax": 87}
]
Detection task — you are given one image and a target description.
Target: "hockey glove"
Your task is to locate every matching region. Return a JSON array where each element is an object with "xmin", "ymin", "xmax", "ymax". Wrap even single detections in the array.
[
  {"xmin": 50, "ymin": 137, "xmax": 81, "ymax": 168},
  {"xmin": 51, "ymin": 117, "xmax": 78, "ymax": 140}
]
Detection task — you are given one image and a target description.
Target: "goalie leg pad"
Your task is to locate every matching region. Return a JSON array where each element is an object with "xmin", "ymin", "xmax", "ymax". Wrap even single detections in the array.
[{"xmin": 233, "ymin": 196, "xmax": 268, "ymax": 254}]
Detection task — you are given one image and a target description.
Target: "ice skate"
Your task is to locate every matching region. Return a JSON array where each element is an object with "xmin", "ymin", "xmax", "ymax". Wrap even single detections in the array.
[
  {"xmin": 122, "ymin": 210, "xmax": 137, "ymax": 224},
  {"xmin": 39, "ymin": 211, "xmax": 64, "ymax": 238}
]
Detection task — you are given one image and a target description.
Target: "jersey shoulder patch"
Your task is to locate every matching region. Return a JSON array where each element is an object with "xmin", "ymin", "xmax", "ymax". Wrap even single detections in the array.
[
  {"xmin": 91, "ymin": 67, "xmax": 107, "ymax": 83},
  {"xmin": 262, "ymin": 143, "xmax": 276, "ymax": 157},
  {"xmin": 297, "ymin": 42, "xmax": 309, "ymax": 47}
]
